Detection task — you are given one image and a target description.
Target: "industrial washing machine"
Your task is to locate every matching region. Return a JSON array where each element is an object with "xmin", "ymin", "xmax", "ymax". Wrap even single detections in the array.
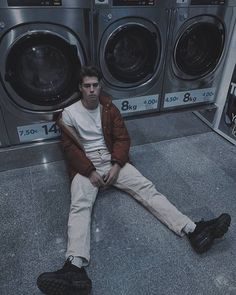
[
  {"xmin": 93, "ymin": 0, "xmax": 171, "ymax": 117},
  {"xmin": 195, "ymin": 3, "xmax": 236, "ymax": 146},
  {"xmin": 161, "ymin": 0, "xmax": 236, "ymax": 111},
  {"xmin": 0, "ymin": 0, "xmax": 91, "ymax": 146}
]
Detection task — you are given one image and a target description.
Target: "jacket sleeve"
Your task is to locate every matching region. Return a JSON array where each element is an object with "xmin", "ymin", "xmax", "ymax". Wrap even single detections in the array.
[
  {"xmin": 110, "ymin": 105, "xmax": 131, "ymax": 167},
  {"xmin": 57, "ymin": 117, "xmax": 96, "ymax": 178}
]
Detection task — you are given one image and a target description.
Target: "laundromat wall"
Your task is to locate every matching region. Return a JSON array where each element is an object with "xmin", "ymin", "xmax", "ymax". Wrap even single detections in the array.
[{"xmin": 0, "ymin": 0, "xmax": 236, "ymax": 149}]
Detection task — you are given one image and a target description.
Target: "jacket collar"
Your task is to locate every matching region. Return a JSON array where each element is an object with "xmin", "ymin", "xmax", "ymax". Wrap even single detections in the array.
[{"xmin": 99, "ymin": 91, "xmax": 112, "ymax": 108}]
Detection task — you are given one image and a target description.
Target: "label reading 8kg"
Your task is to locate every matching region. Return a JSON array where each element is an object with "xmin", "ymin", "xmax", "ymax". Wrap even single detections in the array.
[{"xmin": 113, "ymin": 94, "xmax": 159, "ymax": 114}]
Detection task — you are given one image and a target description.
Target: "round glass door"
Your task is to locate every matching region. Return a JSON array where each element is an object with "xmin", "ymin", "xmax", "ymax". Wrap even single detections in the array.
[
  {"xmin": 175, "ymin": 22, "xmax": 224, "ymax": 78},
  {"xmin": 102, "ymin": 24, "xmax": 160, "ymax": 86},
  {"xmin": 5, "ymin": 33, "xmax": 81, "ymax": 106}
]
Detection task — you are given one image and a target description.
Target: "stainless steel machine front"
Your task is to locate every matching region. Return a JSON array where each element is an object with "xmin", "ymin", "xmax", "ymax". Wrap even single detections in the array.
[
  {"xmin": 93, "ymin": 0, "xmax": 172, "ymax": 117},
  {"xmin": 162, "ymin": 0, "xmax": 236, "ymax": 111},
  {"xmin": 0, "ymin": 0, "xmax": 91, "ymax": 146}
]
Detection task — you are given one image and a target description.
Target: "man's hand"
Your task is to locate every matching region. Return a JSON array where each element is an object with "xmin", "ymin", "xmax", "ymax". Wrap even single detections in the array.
[
  {"xmin": 89, "ymin": 171, "xmax": 105, "ymax": 187},
  {"xmin": 103, "ymin": 163, "xmax": 121, "ymax": 186}
]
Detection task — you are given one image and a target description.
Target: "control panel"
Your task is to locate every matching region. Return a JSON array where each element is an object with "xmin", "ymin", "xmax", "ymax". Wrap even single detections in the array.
[
  {"xmin": 112, "ymin": 0, "xmax": 155, "ymax": 6},
  {"xmin": 8, "ymin": 0, "xmax": 62, "ymax": 6},
  {"xmin": 191, "ymin": 0, "xmax": 226, "ymax": 4}
]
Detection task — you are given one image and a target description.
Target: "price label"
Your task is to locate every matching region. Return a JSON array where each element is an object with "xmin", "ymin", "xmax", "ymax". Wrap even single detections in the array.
[
  {"xmin": 164, "ymin": 87, "xmax": 216, "ymax": 108},
  {"xmin": 17, "ymin": 122, "xmax": 61, "ymax": 143},
  {"xmin": 113, "ymin": 94, "xmax": 159, "ymax": 114}
]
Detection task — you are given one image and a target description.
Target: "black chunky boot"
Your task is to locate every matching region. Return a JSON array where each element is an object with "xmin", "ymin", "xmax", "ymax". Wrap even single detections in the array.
[
  {"xmin": 37, "ymin": 256, "xmax": 92, "ymax": 295},
  {"xmin": 188, "ymin": 213, "xmax": 231, "ymax": 254}
]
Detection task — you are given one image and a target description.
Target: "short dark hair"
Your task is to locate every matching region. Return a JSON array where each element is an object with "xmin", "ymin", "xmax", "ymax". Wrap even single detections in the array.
[{"xmin": 79, "ymin": 65, "xmax": 102, "ymax": 85}]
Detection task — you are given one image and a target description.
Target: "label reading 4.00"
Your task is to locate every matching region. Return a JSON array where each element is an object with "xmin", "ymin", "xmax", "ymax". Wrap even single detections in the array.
[{"xmin": 17, "ymin": 122, "xmax": 61, "ymax": 143}]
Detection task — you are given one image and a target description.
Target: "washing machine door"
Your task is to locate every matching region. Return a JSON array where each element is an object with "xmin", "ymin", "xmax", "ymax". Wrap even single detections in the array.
[
  {"xmin": 100, "ymin": 19, "xmax": 161, "ymax": 88},
  {"xmin": 0, "ymin": 24, "xmax": 86, "ymax": 111},
  {"xmin": 173, "ymin": 16, "xmax": 224, "ymax": 80}
]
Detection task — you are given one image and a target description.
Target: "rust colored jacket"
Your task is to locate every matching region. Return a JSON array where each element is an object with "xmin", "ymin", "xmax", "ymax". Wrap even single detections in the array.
[{"xmin": 57, "ymin": 93, "xmax": 131, "ymax": 181}]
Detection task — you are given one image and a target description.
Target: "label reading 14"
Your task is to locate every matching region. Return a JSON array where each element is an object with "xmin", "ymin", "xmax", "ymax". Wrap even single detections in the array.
[
  {"xmin": 17, "ymin": 122, "xmax": 61, "ymax": 143},
  {"xmin": 164, "ymin": 87, "xmax": 216, "ymax": 108}
]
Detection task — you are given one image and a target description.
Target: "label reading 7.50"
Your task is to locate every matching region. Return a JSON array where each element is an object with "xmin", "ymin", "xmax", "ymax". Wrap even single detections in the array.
[{"xmin": 17, "ymin": 122, "xmax": 61, "ymax": 143}]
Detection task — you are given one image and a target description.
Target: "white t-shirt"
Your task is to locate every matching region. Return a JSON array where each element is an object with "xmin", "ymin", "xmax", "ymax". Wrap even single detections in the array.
[{"xmin": 62, "ymin": 100, "xmax": 107, "ymax": 153}]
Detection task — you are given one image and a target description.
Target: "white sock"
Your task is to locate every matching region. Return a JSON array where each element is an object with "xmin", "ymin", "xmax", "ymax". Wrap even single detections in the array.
[
  {"xmin": 71, "ymin": 256, "xmax": 83, "ymax": 268},
  {"xmin": 183, "ymin": 222, "xmax": 196, "ymax": 234}
]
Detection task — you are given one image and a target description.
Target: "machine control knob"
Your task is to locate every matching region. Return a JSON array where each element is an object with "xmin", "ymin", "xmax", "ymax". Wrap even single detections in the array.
[
  {"xmin": 95, "ymin": 0, "xmax": 109, "ymax": 4},
  {"xmin": 179, "ymin": 13, "xmax": 188, "ymax": 21},
  {"xmin": 107, "ymin": 13, "xmax": 112, "ymax": 20},
  {"xmin": 0, "ymin": 21, "xmax": 5, "ymax": 30}
]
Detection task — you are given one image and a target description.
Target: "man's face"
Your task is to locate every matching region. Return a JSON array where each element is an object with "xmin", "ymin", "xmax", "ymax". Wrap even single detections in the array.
[{"xmin": 79, "ymin": 76, "xmax": 101, "ymax": 110}]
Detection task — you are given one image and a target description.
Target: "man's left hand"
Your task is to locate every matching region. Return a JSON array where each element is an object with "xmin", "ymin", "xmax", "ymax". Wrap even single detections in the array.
[{"xmin": 103, "ymin": 163, "xmax": 121, "ymax": 186}]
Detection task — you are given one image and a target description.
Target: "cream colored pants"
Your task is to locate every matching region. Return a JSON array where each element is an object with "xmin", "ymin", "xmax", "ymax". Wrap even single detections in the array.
[{"xmin": 66, "ymin": 149, "xmax": 194, "ymax": 264}]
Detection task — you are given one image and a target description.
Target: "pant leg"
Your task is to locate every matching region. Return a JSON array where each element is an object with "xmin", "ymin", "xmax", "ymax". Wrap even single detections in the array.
[
  {"xmin": 66, "ymin": 173, "xmax": 98, "ymax": 264},
  {"xmin": 66, "ymin": 149, "xmax": 111, "ymax": 264},
  {"xmin": 113, "ymin": 163, "xmax": 194, "ymax": 236}
]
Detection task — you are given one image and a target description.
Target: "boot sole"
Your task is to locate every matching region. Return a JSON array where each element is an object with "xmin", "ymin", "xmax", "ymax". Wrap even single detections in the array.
[
  {"xmin": 37, "ymin": 276, "xmax": 92, "ymax": 295},
  {"xmin": 191, "ymin": 213, "xmax": 231, "ymax": 254},
  {"xmin": 212, "ymin": 213, "xmax": 231, "ymax": 238}
]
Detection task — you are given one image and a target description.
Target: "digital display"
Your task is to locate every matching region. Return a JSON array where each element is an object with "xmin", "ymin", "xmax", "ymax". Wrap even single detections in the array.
[
  {"xmin": 8, "ymin": 0, "xmax": 62, "ymax": 6},
  {"xmin": 113, "ymin": 0, "xmax": 155, "ymax": 6}
]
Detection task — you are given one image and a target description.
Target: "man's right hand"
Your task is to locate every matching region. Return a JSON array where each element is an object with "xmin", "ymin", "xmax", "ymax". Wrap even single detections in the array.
[{"xmin": 89, "ymin": 171, "xmax": 105, "ymax": 187}]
